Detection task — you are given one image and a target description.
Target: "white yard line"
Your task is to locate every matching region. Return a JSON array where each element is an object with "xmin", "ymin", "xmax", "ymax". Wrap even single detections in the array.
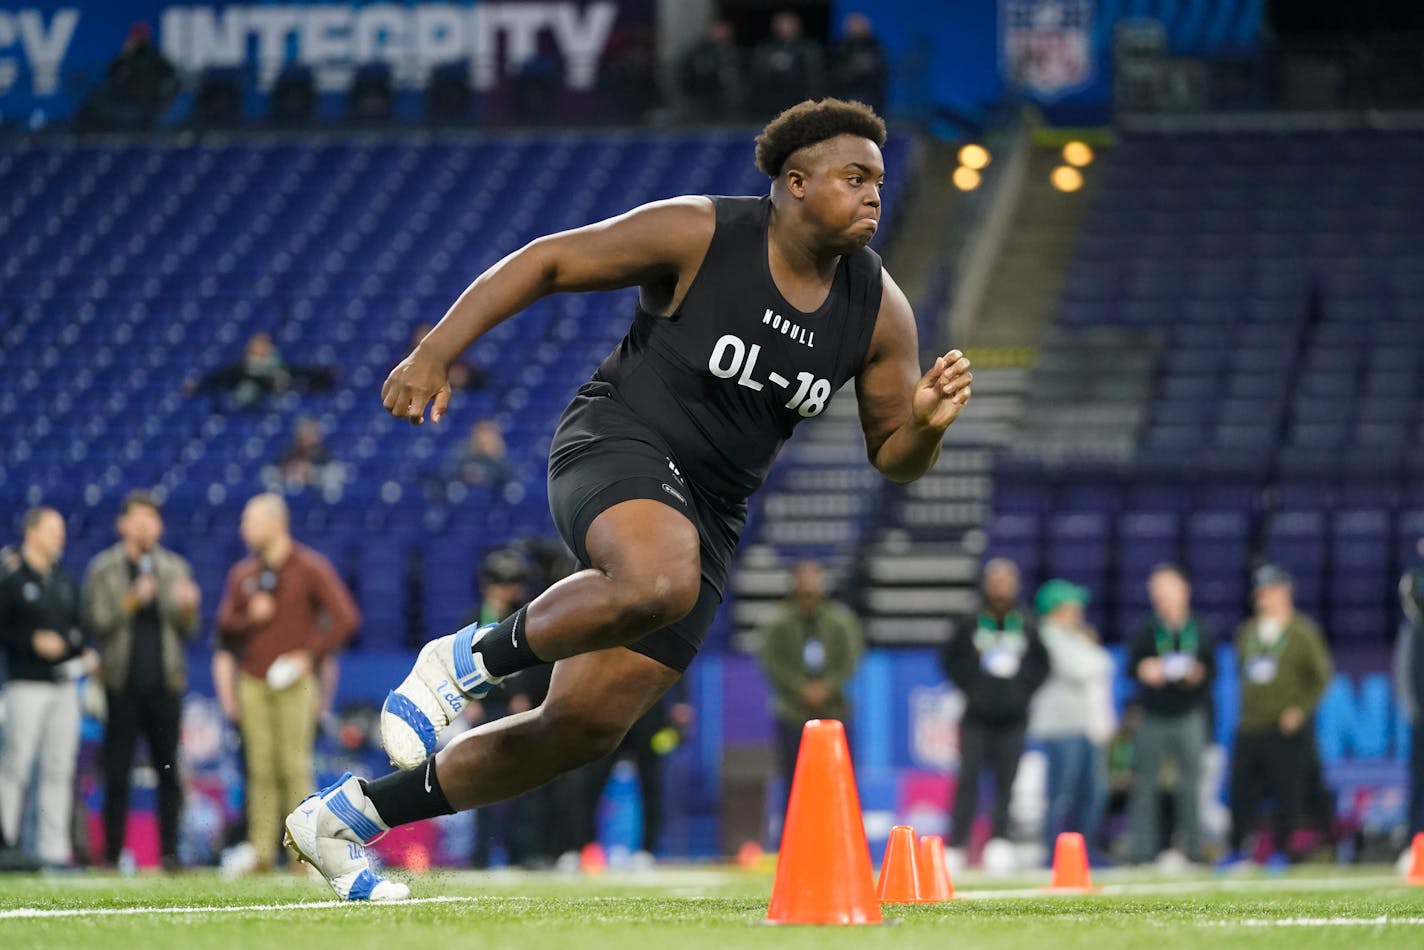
[
  {"xmin": 0, "ymin": 872, "xmax": 1411, "ymax": 922},
  {"xmin": 0, "ymin": 895, "xmax": 487, "ymax": 920},
  {"xmin": 955, "ymin": 874, "xmax": 1403, "ymax": 900},
  {"xmin": 1218, "ymin": 917, "xmax": 1424, "ymax": 927}
]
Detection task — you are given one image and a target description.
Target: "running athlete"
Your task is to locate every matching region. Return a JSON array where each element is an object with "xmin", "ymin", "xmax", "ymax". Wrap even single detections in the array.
[{"xmin": 284, "ymin": 99, "xmax": 973, "ymax": 901}]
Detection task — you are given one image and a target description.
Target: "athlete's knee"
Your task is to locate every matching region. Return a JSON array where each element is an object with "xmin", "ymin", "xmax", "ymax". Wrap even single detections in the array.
[{"xmin": 610, "ymin": 562, "xmax": 700, "ymax": 634}]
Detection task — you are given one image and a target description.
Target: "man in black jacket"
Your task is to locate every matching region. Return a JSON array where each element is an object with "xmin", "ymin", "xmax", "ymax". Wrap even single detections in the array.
[
  {"xmin": 941, "ymin": 558, "xmax": 1049, "ymax": 869},
  {"xmin": 1126, "ymin": 564, "xmax": 1214, "ymax": 865},
  {"xmin": 0, "ymin": 508, "xmax": 94, "ymax": 868}
]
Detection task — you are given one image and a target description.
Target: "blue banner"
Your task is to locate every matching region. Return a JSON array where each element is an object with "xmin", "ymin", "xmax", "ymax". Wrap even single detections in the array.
[
  {"xmin": 0, "ymin": 1, "xmax": 650, "ymax": 125},
  {"xmin": 834, "ymin": 0, "xmax": 1264, "ymax": 125}
]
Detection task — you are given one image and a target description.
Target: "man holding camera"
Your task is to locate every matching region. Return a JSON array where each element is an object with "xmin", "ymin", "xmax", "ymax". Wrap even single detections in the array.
[{"xmin": 216, "ymin": 493, "xmax": 358, "ymax": 871}]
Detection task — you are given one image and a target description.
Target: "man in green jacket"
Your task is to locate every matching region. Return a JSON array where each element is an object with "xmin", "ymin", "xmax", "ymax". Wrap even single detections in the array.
[
  {"xmin": 1225, "ymin": 564, "xmax": 1333, "ymax": 866},
  {"xmin": 758, "ymin": 560, "xmax": 864, "ymax": 790},
  {"xmin": 83, "ymin": 490, "xmax": 201, "ymax": 869}
]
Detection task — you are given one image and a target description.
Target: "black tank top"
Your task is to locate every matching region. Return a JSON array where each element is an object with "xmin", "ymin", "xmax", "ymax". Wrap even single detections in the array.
[{"xmin": 593, "ymin": 195, "xmax": 883, "ymax": 502}]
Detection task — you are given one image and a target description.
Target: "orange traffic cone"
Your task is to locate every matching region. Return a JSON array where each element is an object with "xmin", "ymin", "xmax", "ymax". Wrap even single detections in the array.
[
  {"xmin": 580, "ymin": 842, "xmax": 606, "ymax": 875},
  {"xmin": 766, "ymin": 720, "xmax": 882, "ymax": 925},
  {"xmin": 876, "ymin": 825, "xmax": 922, "ymax": 903},
  {"xmin": 1048, "ymin": 832, "xmax": 1094, "ymax": 891},
  {"xmin": 917, "ymin": 834, "xmax": 955, "ymax": 902},
  {"xmin": 1407, "ymin": 832, "xmax": 1424, "ymax": 886}
]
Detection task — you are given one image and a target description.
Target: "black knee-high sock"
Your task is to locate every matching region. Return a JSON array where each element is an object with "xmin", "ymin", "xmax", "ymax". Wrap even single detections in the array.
[
  {"xmin": 474, "ymin": 606, "xmax": 543, "ymax": 677},
  {"xmin": 361, "ymin": 757, "xmax": 455, "ymax": 828}
]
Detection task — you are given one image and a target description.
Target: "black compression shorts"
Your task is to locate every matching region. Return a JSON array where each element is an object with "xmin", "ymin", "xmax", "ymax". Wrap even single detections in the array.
[{"xmin": 547, "ymin": 382, "xmax": 746, "ymax": 673}]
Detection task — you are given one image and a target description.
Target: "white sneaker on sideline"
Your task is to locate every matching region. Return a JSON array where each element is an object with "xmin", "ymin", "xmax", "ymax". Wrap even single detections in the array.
[
  {"xmin": 283, "ymin": 772, "xmax": 410, "ymax": 902},
  {"xmin": 945, "ymin": 846, "xmax": 968, "ymax": 875},
  {"xmin": 982, "ymin": 837, "xmax": 1017, "ymax": 875},
  {"xmin": 1155, "ymin": 848, "xmax": 1190, "ymax": 874},
  {"xmin": 382, "ymin": 622, "xmax": 502, "ymax": 769}
]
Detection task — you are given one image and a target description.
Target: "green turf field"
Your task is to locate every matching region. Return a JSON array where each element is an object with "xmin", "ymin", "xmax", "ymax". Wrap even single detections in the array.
[{"xmin": 2, "ymin": 866, "xmax": 1421, "ymax": 950}]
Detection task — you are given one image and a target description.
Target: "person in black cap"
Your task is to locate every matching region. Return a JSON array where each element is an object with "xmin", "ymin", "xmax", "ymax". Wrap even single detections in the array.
[{"xmin": 1222, "ymin": 564, "xmax": 1332, "ymax": 867}]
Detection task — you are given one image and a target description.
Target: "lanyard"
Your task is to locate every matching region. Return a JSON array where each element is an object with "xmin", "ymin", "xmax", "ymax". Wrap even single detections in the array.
[
  {"xmin": 1153, "ymin": 617, "xmax": 1198, "ymax": 656},
  {"xmin": 1247, "ymin": 623, "xmax": 1290, "ymax": 660},
  {"xmin": 976, "ymin": 610, "xmax": 1024, "ymax": 650}
]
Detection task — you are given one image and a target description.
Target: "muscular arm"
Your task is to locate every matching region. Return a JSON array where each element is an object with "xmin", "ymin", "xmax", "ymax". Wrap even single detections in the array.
[
  {"xmin": 853, "ymin": 271, "xmax": 972, "ymax": 483},
  {"xmin": 384, "ymin": 197, "xmax": 716, "ymax": 425}
]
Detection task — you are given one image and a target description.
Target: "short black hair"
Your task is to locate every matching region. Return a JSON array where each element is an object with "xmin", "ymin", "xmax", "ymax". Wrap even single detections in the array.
[
  {"xmin": 22, "ymin": 507, "xmax": 58, "ymax": 533},
  {"xmin": 120, "ymin": 489, "xmax": 162, "ymax": 516},
  {"xmin": 1150, "ymin": 563, "xmax": 1190, "ymax": 583},
  {"xmin": 754, "ymin": 98, "xmax": 887, "ymax": 178}
]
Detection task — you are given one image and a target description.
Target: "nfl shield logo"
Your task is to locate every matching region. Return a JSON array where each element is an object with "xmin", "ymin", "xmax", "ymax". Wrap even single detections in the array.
[{"xmin": 1002, "ymin": 0, "xmax": 1095, "ymax": 101}]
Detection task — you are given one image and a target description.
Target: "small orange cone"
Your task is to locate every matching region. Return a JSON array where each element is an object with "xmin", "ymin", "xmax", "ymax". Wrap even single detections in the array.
[
  {"xmin": 1048, "ymin": 832, "xmax": 1094, "ymax": 891},
  {"xmin": 875, "ymin": 825, "xmax": 922, "ymax": 903},
  {"xmin": 1407, "ymin": 832, "xmax": 1424, "ymax": 886},
  {"xmin": 917, "ymin": 834, "xmax": 955, "ymax": 902},
  {"xmin": 766, "ymin": 720, "xmax": 882, "ymax": 925},
  {"xmin": 580, "ymin": 842, "xmax": 606, "ymax": 875}
]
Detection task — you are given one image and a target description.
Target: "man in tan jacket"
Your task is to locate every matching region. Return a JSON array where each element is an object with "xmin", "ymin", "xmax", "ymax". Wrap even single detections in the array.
[
  {"xmin": 83, "ymin": 490, "xmax": 201, "ymax": 869},
  {"xmin": 216, "ymin": 493, "xmax": 358, "ymax": 870}
]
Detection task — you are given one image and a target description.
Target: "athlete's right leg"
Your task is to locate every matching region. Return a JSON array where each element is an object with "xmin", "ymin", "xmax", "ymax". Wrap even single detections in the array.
[{"xmin": 381, "ymin": 497, "xmax": 702, "ymax": 767}]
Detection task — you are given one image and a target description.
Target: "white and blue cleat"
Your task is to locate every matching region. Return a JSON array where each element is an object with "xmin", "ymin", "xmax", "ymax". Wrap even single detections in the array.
[
  {"xmin": 283, "ymin": 772, "xmax": 410, "ymax": 902},
  {"xmin": 380, "ymin": 622, "xmax": 503, "ymax": 770}
]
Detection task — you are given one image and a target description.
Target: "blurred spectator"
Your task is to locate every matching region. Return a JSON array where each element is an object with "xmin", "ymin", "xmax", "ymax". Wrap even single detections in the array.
[
  {"xmin": 76, "ymin": 23, "xmax": 178, "ymax": 131},
  {"xmin": 601, "ymin": 26, "xmax": 661, "ymax": 121},
  {"xmin": 678, "ymin": 19, "xmax": 745, "ymax": 120},
  {"xmin": 83, "ymin": 490, "xmax": 200, "ymax": 870},
  {"xmin": 830, "ymin": 12, "xmax": 888, "ymax": 113},
  {"xmin": 750, "ymin": 11, "xmax": 825, "ymax": 117},
  {"xmin": 186, "ymin": 332, "xmax": 335, "ymax": 409},
  {"xmin": 273, "ymin": 418, "xmax": 344, "ymax": 493},
  {"xmin": 0, "ymin": 508, "xmax": 94, "ymax": 869},
  {"xmin": 941, "ymin": 558, "xmax": 1049, "ymax": 872},
  {"xmin": 758, "ymin": 560, "xmax": 864, "ymax": 794},
  {"xmin": 1029, "ymin": 580, "xmax": 1115, "ymax": 861},
  {"xmin": 445, "ymin": 418, "xmax": 514, "ymax": 488},
  {"xmin": 216, "ymin": 494, "xmax": 359, "ymax": 871},
  {"xmin": 1397, "ymin": 562, "xmax": 1424, "ymax": 847},
  {"xmin": 1224, "ymin": 565, "xmax": 1333, "ymax": 867},
  {"xmin": 1127, "ymin": 565, "xmax": 1214, "ymax": 866},
  {"xmin": 411, "ymin": 323, "xmax": 488, "ymax": 391},
  {"xmin": 0, "ymin": 544, "xmax": 19, "ymax": 575}
]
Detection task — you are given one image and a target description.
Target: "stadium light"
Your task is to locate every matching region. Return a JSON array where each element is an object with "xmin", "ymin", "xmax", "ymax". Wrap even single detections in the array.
[
  {"xmin": 1050, "ymin": 165, "xmax": 1084, "ymax": 192},
  {"xmin": 952, "ymin": 166, "xmax": 982, "ymax": 191},
  {"xmin": 958, "ymin": 144, "xmax": 991, "ymax": 170},
  {"xmin": 1062, "ymin": 141, "xmax": 1094, "ymax": 167}
]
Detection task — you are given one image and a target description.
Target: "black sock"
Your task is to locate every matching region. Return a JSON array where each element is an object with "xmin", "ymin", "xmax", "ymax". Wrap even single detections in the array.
[
  {"xmin": 360, "ymin": 757, "xmax": 455, "ymax": 828},
  {"xmin": 474, "ymin": 605, "xmax": 543, "ymax": 677}
]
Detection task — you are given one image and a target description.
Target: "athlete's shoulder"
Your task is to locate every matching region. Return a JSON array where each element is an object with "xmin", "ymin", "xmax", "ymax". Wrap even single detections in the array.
[{"xmin": 614, "ymin": 195, "xmax": 717, "ymax": 256}]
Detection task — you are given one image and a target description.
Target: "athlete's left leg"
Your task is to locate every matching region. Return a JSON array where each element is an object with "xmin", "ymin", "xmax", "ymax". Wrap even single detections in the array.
[{"xmin": 283, "ymin": 647, "xmax": 679, "ymax": 901}]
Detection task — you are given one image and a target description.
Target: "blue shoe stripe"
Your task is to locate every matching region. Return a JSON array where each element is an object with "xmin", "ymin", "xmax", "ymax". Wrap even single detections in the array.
[
  {"xmin": 319, "ymin": 772, "xmax": 354, "ymax": 798},
  {"xmin": 346, "ymin": 867, "xmax": 380, "ymax": 901},
  {"xmin": 383, "ymin": 690, "xmax": 437, "ymax": 756},
  {"xmin": 326, "ymin": 788, "xmax": 385, "ymax": 844},
  {"xmin": 452, "ymin": 623, "xmax": 480, "ymax": 683}
]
